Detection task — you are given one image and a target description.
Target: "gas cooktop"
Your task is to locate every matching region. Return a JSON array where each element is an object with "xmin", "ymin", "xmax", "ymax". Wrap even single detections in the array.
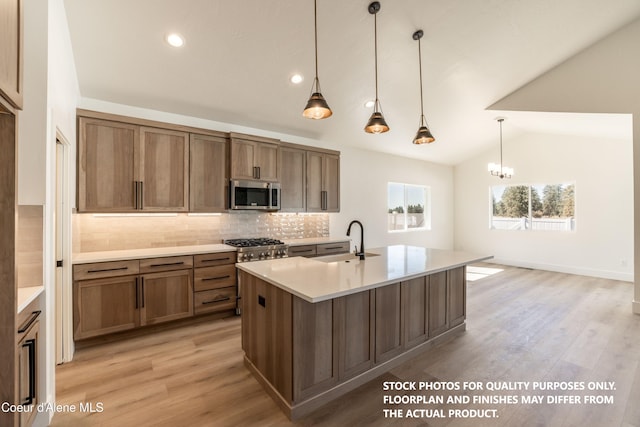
[{"xmin": 224, "ymin": 238, "xmax": 288, "ymax": 262}]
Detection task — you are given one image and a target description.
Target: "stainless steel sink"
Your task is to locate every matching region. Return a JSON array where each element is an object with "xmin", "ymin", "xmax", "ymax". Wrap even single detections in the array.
[{"xmin": 315, "ymin": 252, "xmax": 380, "ymax": 263}]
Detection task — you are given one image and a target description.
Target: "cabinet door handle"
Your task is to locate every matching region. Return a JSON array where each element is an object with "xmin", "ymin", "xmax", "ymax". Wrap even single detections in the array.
[
  {"xmin": 200, "ymin": 257, "xmax": 231, "ymax": 263},
  {"xmin": 86, "ymin": 266, "xmax": 129, "ymax": 274},
  {"xmin": 141, "ymin": 277, "xmax": 145, "ymax": 308},
  {"xmin": 321, "ymin": 191, "xmax": 327, "ymax": 210},
  {"xmin": 140, "ymin": 182, "xmax": 144, "ymax": 210},
  {"xmin": 18, "ymin": 311, "xmax": 41, "ymax": 334},
  {"xmin": 202, "ymin": 296, "xmax": 231, "ymax": 304},
  {"xmin": 257, "ymin": 166, "xmax": 261, "ymax": 179},
  {"xmin": 21, "ymin": 338, "xmax": 36, "ymax": 405},
  {"xmin": 202, "ymin": 275, "xmax": 231, "ymax": 281},
  {"xmin": 149, "ymin": 261, "xmax": 185, "ymax": 268},
  {"xmin": 135, "ymin": 277, "xmax": 139, "ymax": 309},
  {"xmin": 134, "ymin": 181, "xmax": 138, "ymax": 209},
  {"xmin": 252, "ymin": 166, "xmax": 258, "ymax": 179}
]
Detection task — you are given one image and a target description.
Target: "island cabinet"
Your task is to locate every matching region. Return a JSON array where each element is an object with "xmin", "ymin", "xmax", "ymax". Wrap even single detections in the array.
[
  {"xmin": 77, "ymin": 117, "xmax": 189, "ymax": 212},
  {"xmin": 0, "ymin": 0, "xmax": 23, "ymax": 109},
  {"xmin": 230, "ymin": 133, "xmax": 279, "ymax": 181},
  {"xmin": 73, "ymin": 256, "xmax": 193, "ymax": 340},
  {"xmin": 306, "ymin": 151, "xmax": 339, "ymax": 212},
  {"xmin": 240, "ymin": 265, "xmax": 468, "ymax": 419}
]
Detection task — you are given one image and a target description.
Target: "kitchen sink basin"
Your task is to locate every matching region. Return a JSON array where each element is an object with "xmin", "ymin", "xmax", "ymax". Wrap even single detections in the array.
[{"xmin": 315, "ymin": 252, "xmax": 380, "ymax": 263}]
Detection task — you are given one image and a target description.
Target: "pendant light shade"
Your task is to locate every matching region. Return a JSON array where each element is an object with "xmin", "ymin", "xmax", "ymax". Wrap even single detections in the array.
[
  {"xmin": 364, "ymin": 1, "xmax": 389, "ymax": 134},
  {"xmin": 303, "ymin": 0, "xmax": 332, "ymax": 120},
  {"xmin": 412, "ymin": 30, "xmax": 435, "ymax": 145}
]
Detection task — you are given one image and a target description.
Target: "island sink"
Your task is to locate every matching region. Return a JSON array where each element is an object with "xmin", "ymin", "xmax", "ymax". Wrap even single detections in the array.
[{"xmin": 315, "ymin": 252, "xmax": 380, "ymax": 263}]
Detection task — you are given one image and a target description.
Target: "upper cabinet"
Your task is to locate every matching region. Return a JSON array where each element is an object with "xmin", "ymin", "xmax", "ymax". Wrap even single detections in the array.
[
  {"xmin": 190, "ymin": 133, "xmax": 229, "ymax": 212},
  {"xmin": 307, "ymin": 151, "xmax": 340, "ymax": 212},
  {"xmin": 139, "ymin": 127, "xmax": 189, "ymax": 211},
  {"xmin": 0, "ymin": 0, "xmax": 23, "ymax": 109},
  {"xmin": 230, "ymin": 133, "xmax": 279, "ymax": 182},
  {"xmin": 78, "ymin": 117, "xmax": 189, "ymax": 212},
  {"xmin": 78, "ymin": 117, "xmax": 139, "ymax": 212},
  {"xmin": 279, "ymin": 145, "xmax": 306, "ymax": 212}
]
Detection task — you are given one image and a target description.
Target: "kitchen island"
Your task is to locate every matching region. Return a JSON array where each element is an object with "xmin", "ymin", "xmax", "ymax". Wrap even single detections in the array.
[{"xmin": 236, "ymin": 245, "xmax": 491, "ymax": 419}]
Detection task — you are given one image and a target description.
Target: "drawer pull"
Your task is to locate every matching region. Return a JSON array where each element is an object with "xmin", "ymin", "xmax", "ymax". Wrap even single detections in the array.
[
  {"xmin": 324, "ymin": 246, "xmax": 345, "ymax": 250},
  {"xmin": 87, "ymin": 266, "xmax": 129, "ymax": 274},
  {"xmin": 18, "ymin": 311, "xmax": 41, "ymax": 334},
  {"xmin": 201, "ymin": 257, "xmax": 231, "ymax": 263},
  {"xmin": 149, "ymin": 261, "xmax": 185, "ymax": 268},
  {"xmin": 202, "ymin": 296, "xmax": 231, "ymax": 304},
  {"xmin": 202, "ymin": 275, "xmax": 231, "ymax": 281},
  {"xmin": 292, "ymin": 249, "xmax": 313, "ymax": 253}
]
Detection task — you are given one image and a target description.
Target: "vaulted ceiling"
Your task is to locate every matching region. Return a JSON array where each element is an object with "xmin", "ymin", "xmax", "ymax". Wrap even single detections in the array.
[{"xmin": 63, "ymin": 0, "xmax": 640, "ymax": 164}]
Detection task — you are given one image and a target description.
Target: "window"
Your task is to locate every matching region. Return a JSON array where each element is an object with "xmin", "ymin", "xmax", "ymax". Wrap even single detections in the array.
[
  {"xmin": 388, "ymin": 182, "xmax": 430, "ymax": 232},
  {"xmin": 490, "ymin": 183, "xmax": 575, "ymax": 231}
]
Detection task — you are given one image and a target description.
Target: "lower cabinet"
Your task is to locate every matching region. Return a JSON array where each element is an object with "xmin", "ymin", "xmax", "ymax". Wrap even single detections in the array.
[
  {"xmin": 193, "ymin": 251, "xmax": 237, "ymax": 315},
  {"xmin": 140, "ymin": 269, "xmax": 193, "ymax": 325},
  {"xmin": 73, "ymin": 257, "xmax": 195, "ymax": 340},
  {"xmin": 17, "ymin": 310, "xmax": 40, "ymax": 427},
  {"xmin": 428, "ymin": 271, "xmax": 449, "ymax": 337},
  {"xmin": 374, "ymin": 283, "xmax": 403, "ymax": 363}
]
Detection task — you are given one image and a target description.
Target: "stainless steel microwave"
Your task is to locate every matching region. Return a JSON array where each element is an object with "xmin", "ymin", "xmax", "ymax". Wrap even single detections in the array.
[{"xmin": 229, "ymin": 180, "xmax": 281, "ymax": 211}]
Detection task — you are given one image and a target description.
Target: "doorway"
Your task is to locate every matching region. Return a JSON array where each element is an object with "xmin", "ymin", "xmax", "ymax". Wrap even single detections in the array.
[{"xmin": 55, "ymin": 134, "xmax": 72, "ymax": 363}]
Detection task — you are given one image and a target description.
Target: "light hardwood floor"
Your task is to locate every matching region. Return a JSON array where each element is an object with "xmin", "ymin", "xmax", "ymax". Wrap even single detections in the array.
[{"xmin": 52, "ymin": 264, "xmax": 640, "ymax": 427}]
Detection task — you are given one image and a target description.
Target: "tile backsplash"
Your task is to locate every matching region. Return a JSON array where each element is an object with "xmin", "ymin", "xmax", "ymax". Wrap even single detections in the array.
[{"xmin": 73, "ymin": 212, "xmax": 330, "ymax": 253}]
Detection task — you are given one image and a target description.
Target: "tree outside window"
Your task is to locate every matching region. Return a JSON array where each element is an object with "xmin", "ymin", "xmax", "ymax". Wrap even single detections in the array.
[{"xmin": 491, "ymin": 183, "xmax": 575, "ymax": 231}]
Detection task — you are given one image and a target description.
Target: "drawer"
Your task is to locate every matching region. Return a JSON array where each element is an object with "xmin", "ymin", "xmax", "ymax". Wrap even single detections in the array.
[
  {"xmin": 288, "ymin": 244, "xmax": 317, "ymax": 257},
  {"xmin": 73, "ymin": 260, "xmax": 140, "ymax": 280},
  {"xmin": 194, "ymin": 251, "xmax": 236, "ymax": 268},
  {"xmin": 139, "ymin": 255, "xmax": 193, "ymax": 273},
  {"xmin": 194, "ymin": 264, "xmax": 237, "ymax": 291},
  {"xmin": 194, "ymin": 287, "xmax": 237, "ymax": 315},
  {"xmin": 316, "ymin": 241, "xmax": 350, "ymax": 256}
]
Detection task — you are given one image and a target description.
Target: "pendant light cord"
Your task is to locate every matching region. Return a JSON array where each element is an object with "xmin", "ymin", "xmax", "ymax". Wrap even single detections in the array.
[
  {"xmin": 418, "ymin": 37, "xmax": 424, "ymax": 124},
  {"xmin": 374, "ymin": 11, "xmax": 379, "ymax": 107},
  {"xmin": 499, "ymin": 119, "xmax": 504, "ymax": 175},
  {"xmin": 314, "ymin": 0, "xmax": 319, "ymax": 83}
]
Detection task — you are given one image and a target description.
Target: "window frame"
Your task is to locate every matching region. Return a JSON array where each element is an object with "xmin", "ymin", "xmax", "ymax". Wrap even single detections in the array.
[{"xmin": 387, "ymin": 182, "xmax": 431, "ymax": 233}]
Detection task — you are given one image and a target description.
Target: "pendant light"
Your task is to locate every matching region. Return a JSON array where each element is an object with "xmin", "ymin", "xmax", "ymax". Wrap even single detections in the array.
[
  {"xmin": 364, "ymin": 1, "xmax": 389, "ymax": 134},
  {"xmin": 303, "ymin": 0, "xmax": 332, "ymax": 120},
  {"xmin": 412, "ymin": 30, "xmax": 435, "ymax": 145},
  {"xmin": 488, "ymin": 117, "xmax": 514, "ymax": 179}
]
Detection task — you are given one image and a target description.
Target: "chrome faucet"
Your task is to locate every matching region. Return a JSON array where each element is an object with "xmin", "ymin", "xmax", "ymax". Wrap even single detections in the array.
[{"xmin": 346, "ymin": 220, "xmax": 365, "ymax": 260}]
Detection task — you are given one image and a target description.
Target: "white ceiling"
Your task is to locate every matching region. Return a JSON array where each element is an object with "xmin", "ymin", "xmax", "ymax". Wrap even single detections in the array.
[{"xmin": 63, "ymin": 0, "xmax": 640, "ymax": 165}]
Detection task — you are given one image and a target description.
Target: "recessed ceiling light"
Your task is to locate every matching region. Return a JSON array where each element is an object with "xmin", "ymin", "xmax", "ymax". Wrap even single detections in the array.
[
  {"xmin": 290, "ymin": 74, "xmax": 304, "ymax": 84},
  {"xmin": 364, "ymin": 100, "xmax": 375, "ymax": 108},
  {"xmin": 166, "ymin": 33, "xmax": 185, "ymax": 48}
]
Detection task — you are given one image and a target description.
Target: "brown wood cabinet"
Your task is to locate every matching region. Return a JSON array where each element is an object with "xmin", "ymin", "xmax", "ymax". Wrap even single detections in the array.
[
  {"xmin": 77, "ymin": 117, "xmax": 139, "ymax": 212},
  {"xmin": 279, "ymin": 146, "xmax": 306, "ymax": 212},
  {"xmin": 73, "ymin": 256, "xmax": 194, "ymax": 340},
  {"xmin": 189, "ymin": 133, "xmax": 229, "ymax": 212},
  {"xmin": 428, "ymin": 271, "xmax": 448, "ymax": 337},
  {"xmin": 230, "ymin": 134, "xmax": 279, "ymax": 181},
  {"xmin": 77, "ymin": 118, "xmax": 189, "ymax": 212},
  {"xmin": 241, "ymin": 263, "xmax": 468, "ymax": 418},
  {"xmin": 139, "ymin": 127, "xmax": 190, "ymax": 211},
  {"xmin": 0, "ymin": 0, "xmax": 23, "ymax": 109},
  {"xmin": 193, "ymin": 251, "xmax": 237, "ymax": 315},
  {"xmin": 16, "ymin": 309, "xmax": 39, "ymax": 427},
  {"xmin": 288, "ymin": 241, "xmax": 349, "ymax": 258},
  {"xmin": 374, "ymin": 283, "xmax": 403, "ymax": 363},
  {"xmin": 140, "ymin": 269, "xmax": 193, "ymax": 325},
  {"xmin": 306, "ymin": 151, "xmax": 339, "ymax": 212},
  {"xmin": 402, "ymin": 276, "xmax": 428, "ymax": 349}
]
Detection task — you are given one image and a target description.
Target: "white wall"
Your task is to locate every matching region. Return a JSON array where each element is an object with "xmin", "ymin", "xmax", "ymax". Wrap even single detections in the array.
[
  {"xmin": 333, "ymin": 147, "xmax": 453, "ymax": 251},
  {"xmin": 455, "ymin": 130, "xmax": 633, "ymax": 281}
]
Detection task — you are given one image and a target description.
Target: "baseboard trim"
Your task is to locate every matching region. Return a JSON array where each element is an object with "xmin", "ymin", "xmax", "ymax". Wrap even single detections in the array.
[{"xmin": 487, "ymin": 258, "xmax": 633, "ymax": 282}]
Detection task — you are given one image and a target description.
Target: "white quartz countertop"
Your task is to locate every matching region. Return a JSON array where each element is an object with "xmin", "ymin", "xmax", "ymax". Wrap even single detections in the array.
[
  {"xmin": 18, "ymin": 286, "xmax": 44, "ymax": 313},
  {"xmin": 73, "ymin": 244, "xmax": 236, "ymax": 264},
  {"xmin": 236, "ymin": 245, "xmax": 493, "ymax": 303}
]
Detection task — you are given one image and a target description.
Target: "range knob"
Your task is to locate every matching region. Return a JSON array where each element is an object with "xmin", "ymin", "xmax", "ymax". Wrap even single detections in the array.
[{"xmin": 247, "ymin": 253, "xmax": 255, "ymax": 261}]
